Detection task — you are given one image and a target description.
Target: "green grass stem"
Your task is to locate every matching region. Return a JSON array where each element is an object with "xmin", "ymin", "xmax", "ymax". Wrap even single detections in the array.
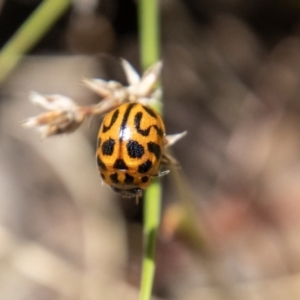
[
  {"xmin": 0, "ymin": 0, "xmax": 72, "ymax": 84},
  {"xmin": 138, "ymin": 1, "xmax": 161, "ymax": 300},
  {"xmin": 139, "ymin": 0, "xmax": 160, "ymax": 72}
]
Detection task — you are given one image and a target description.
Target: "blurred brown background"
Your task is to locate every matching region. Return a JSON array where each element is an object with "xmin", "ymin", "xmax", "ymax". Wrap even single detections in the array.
[{"xmin": 1, "ymin": 0, "xmax": 300, "ymax": 299}]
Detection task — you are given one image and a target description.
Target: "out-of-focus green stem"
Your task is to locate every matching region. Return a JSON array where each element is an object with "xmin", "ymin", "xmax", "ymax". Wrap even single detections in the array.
[
  {"xmin": 139, "ymin": 178, "xmax": 162, "ymax": 300},
  {"xmin": 0, "ymin": 0, "xmax": 72, "ymax": 84},
  {"xmin": 138, "ymin": 1, "xmax": 161, "ymax": 300},
  {"xmin": 139, "ymin": 0, "xmax": 160, "ymax": 72}
]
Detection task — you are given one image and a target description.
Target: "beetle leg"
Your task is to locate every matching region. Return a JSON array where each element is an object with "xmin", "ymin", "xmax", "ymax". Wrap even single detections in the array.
[{"xmin": 152, "ymin": 170, "xmax": 170, "ymax": 178}]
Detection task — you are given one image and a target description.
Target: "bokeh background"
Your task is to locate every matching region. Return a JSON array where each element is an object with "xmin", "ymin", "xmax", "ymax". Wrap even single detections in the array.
[{"xmin": 2, "ymin": 0, "xmax": 300, "ymax": 299}]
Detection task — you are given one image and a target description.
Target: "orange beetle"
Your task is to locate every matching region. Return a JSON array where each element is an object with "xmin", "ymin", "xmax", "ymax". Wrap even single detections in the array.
[{"xmin": 96, "ymin": 102, "xmax": 166, "ymax": 196}]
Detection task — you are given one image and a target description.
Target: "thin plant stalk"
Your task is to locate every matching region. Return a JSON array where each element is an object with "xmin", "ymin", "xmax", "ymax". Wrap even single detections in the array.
[
  {"xmin": 138, "ymin": 0, "xmax": 161, "ymax": 300},
  {"xmin": 139, "ymin": 0, "xmax": 160, "ymax": 71},
  {"xmin": 0, "ymin": 0, "xmax": 72, "ymax": 84}
]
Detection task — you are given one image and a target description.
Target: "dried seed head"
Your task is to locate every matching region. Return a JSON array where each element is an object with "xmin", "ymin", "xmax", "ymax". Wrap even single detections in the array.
[
  {"xmin": 165, "ymin": 131, "xmax": 187, "ymax": 148},
  {"xmin": 134, "ymin": 61, "xmax": 162, "ymax": 97},
  {"xmin": 23, "ymin": 59, "xmax": 163, "ymax": 138},
  {"xmin": 83, "ymin": 59, "xmax": 162, "ymax": 104},
  {"xmin": 22, "ymin": 92, "xmax": 86, "ymax": 138}
]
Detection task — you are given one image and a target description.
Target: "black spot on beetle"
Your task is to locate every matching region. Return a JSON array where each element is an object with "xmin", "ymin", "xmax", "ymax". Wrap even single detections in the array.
[
  {"xmin": 138, "ymin": 160, "xmax": 152, "ymax": 173},
  {"xmin": 124, "ymin": 173, "xmax": 134, "ymax": 185},
  {"xmin": 120, "ymin": 103, "xmax": 136, "ymax": 141},
  {"xmin": 153, "ymin": 125, "xmax": 164, "ymax": 137},
  {"xmin": 143, "ymin": 105, "xmax": 157, "ymax": 118},
  {"xmin": 135, "ymin": 112, "xmax": 164, "ymax": 137},
  {"xmin": 97, "ymin": 156, "xmax": 106, "ymax": 170},
  {"xmin": 147, "ymin": 142, "xmax": 161, "ymax": 160},
  {"xmin": 110, "ymin": 173, "xmax": 119, "ymax": 184},
  {"xmin": 135, "ymin": 112, "xmax": 151, "ymax": 136},
  {"xmin": 113, "ymin": 159, "xmax": 129, "ymax": 170},
  {"xmin": 127, "ymin": 140, "xmax": 144, "ymax": 158},
  {"xmin": 102, "ymin": 138, "xmax": 115, "ymax": 156},
  {"xmin": 103, "ymin": 109, "xmax": 119, "ymax": 133},
  {"xmin": 141, "ymin": 176, "xmax": 149, "ymax": 183}
]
